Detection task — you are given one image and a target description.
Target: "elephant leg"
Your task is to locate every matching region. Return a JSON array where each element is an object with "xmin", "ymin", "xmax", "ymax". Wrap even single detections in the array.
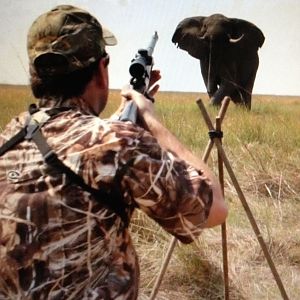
[
  {"xmin": 210, "ymin": 84, "xmax": 229, "ymax": 106},
  {"xmin": 223, "ymin": 83, "xmax": 252, "ymax": 109},
  {"xmin": 231, "ymin": 89, "xmax": 250, "ymax": 109},
  {"xmin": 239, "ymin": 68, "xmax": 258, "ymax": 109},
  {"xmin": 210, "ymin": 78, "xmax": 236, "ymax": 106},
  {"xmin": 239, "ymin": 88, "xmax": 252, "ymax": 110},
  {"xmin": 210, "ymin": 60, "xmax": 239, "ymax": 106},
  {"xmin": 243, "ymin": 68, "xmax": 258, "ymax": 110},
  {"xmin": 237, "ymin": 55, "xmax": 259, "ymax": 110},
  {"xmin": 212, "ymin": 79, "xmax": 250, "ymax": 109}
]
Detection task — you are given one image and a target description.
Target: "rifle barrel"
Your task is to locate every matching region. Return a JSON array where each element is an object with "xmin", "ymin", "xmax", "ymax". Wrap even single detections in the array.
[{"xmin": 147, "ymin": 31, "xmax": 158, "ymax": 56}]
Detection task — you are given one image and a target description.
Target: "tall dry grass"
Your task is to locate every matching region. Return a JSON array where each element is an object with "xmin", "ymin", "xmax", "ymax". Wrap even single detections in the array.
[
  {"xmin": 0, "ymin": 85, "xmax": 33, "ymax": 130},
  {"xmin": 0, "ymin": 85, "xmax": 299, "ymax": 299}
]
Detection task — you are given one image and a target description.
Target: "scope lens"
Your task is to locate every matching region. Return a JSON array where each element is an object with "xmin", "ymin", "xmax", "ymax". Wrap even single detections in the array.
[{"xmin": 129, "ymin": 57, "xmax": 146, "ymax": 78}]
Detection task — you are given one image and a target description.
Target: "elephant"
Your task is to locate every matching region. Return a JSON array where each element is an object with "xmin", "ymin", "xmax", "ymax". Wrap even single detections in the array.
[{"xmin": 172, "ymin": 14, "xmax": 265, "ymax": 110}]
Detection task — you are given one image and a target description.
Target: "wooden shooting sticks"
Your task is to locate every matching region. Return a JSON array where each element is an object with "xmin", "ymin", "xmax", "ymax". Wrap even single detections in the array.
[{"xmin": 149, "ymin": 97, "xmax": 289, "ymax": 300}]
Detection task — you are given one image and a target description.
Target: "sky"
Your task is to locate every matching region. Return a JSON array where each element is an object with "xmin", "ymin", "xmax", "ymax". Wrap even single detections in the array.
[{"xmin": 0, "ymin": 0, "xmax": 299, "ymax": 96}]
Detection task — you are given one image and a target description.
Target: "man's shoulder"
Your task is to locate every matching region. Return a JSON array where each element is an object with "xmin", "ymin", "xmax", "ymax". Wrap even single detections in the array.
[
  {"xmin": 49, "ymin": 113, "xmax": 155, "ymax": 149},
  {"xmin": 0, "ymin": 111, "xmax": 27, "ymax": 141}
]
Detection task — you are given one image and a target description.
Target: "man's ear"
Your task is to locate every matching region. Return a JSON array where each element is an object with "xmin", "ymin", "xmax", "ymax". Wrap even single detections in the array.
[{"xmin": 96, "ymin": 57, "xmax": 109, "ymax": 89}]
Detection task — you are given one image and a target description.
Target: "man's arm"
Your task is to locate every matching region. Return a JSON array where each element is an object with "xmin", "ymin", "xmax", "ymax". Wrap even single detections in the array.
[{"xmin": 121, "ymin": 86, "xmax": 227, "ymax": 228}]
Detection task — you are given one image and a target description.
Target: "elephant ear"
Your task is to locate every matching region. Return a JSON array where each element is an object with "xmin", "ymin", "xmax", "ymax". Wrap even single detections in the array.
[
  {"xmin": 230, "ymin": 18, "xmax": 265, "ymax": 48},
  {"xmin": 172, "ymin": 16, "xmax": 207, "ymax": 59}
]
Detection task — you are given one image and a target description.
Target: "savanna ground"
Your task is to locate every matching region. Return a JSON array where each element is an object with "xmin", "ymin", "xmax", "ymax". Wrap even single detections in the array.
[{"xmin": 0, "ymin": 84, "xmax": 299, "ymax": 299}]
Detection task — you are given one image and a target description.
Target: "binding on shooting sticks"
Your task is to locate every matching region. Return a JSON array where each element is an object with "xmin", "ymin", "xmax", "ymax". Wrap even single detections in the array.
[{"xmin": 149, "ymin": 97, "xmax": 289, "ymax": 300}]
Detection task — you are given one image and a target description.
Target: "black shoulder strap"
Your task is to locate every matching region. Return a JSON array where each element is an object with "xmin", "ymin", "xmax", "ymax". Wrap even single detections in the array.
[
  {"xmin": 0, "ymin": 128, "xmax": 27, "ymax": 156},
  {"xmin": 31, "ymin": 129, "xmax": 129, "ymax": 225},
  {"xmin": 0, "ymin": 104, "xmax": 130, "ymax": 226}
]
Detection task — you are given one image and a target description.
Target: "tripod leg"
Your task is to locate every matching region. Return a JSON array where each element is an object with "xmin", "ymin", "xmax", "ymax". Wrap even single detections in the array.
[
  {"xmin": 216, "ymin": 117, "xmax": 229, "ymax": 300},
  {"xmin": 149, "ymin": 237, "xmax": 177, "ymax": 300},
  {"xmin": 197, "ymin": 99, "xmax": 289, "ymax": 300},
  {"xmin": 149, "ymin": 140, "xmax": 211, "ymax": 300}
]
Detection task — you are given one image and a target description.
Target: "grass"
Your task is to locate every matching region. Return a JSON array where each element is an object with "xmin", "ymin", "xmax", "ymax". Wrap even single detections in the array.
[
  {"xmin": 0, "ymin": 84, "xmax": 33, "ymax": 130},
  {"xmin": 1, "ymin": 85, "xmax": 299, "ymax": 299}
]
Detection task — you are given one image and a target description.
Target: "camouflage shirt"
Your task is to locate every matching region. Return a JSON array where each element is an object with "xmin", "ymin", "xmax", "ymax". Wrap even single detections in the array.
[{"xmin": 0, "ymin": 97, "xmax": 212, "ymax": 300}]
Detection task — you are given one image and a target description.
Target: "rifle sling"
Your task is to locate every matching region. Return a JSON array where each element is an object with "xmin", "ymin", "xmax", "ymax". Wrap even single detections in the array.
[{"xmin": 0, "ymin": 128, "xmax": 27, "ymax": 156}]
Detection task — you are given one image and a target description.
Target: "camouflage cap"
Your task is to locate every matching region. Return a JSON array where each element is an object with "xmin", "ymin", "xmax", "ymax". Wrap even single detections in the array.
[{"xmin": 27, "ymin": 5, "xmax": 117, "ymax": 77}]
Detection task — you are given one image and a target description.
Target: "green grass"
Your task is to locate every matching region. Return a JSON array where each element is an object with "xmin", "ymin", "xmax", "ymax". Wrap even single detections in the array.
[{"xmin": 1, "ymin": 85, "xmax": 300, "ymax": 299}]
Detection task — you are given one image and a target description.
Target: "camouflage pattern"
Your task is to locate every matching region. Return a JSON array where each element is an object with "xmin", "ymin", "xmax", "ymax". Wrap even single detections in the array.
[
  {"xmin": 0, "ymin": 97, "xmax": 213, "ymax": 299},
  {"xmin": 27, "ymin": 5, "xmax": 117, "ymax": 76}
]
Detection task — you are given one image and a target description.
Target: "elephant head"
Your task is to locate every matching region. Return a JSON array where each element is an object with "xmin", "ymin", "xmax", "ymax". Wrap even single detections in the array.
[
  {"xmin": 172, "ymin": 14, "xmax": 264, "ymax": 57},
  {"xmin": 172, "ymin": 14, "xmax": 265, "ymax": 109},
  {"xmin": 172, "ymin": 17, "xmax": 209, "ymax": 59}
]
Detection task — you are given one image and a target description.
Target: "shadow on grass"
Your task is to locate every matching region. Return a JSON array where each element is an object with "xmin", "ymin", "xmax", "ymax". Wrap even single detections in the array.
[{"xmin": 152, "ymin": 247, "xmax": 247, "ymax": 300}]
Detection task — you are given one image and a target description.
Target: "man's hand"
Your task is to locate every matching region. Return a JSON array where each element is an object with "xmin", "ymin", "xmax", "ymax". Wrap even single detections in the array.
[
  {"xmin": 120, "ymin": 70, "xmax": 161, "ymax": 129},
  {"xmin": 146, "ymin": 69, "xmax": 161, "ymax": 99}
]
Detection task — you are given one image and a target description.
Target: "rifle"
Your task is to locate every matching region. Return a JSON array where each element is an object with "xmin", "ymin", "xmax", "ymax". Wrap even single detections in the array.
[{"xmin": 119, "ymin": 31, "xmax": 159, "ymax": 123}]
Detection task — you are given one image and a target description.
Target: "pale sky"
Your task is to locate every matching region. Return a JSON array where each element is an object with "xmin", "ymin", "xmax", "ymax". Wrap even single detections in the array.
[{"xmin": 0, "ymin": 0, "xmax": 299, "ymax": 96}]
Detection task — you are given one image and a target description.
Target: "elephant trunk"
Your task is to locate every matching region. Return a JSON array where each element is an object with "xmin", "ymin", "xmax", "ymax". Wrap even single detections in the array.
[{"xmin": 172, "ymin": 27, "xmax": 183, "ymax": 44}]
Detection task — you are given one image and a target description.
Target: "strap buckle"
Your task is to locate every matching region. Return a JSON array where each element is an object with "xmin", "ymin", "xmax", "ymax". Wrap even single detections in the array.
[
  {"xmin": 25, "ymin": 123, "xmax": 39, "ymax": 140},
  {"xmin": 25, "ymin": 110, "xmax": 51, "ymax": 140}
]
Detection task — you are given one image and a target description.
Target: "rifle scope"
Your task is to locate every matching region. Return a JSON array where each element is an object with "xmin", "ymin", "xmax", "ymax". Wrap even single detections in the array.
[{"xmin": 129, "ymin": 31, "xmax": 158, "ymax": 79}]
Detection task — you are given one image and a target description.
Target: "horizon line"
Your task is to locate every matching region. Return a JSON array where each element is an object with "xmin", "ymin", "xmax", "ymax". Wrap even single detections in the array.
[{"xmin": 0, "ymin": 83, "xmax": 299, "ymax": 98}]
